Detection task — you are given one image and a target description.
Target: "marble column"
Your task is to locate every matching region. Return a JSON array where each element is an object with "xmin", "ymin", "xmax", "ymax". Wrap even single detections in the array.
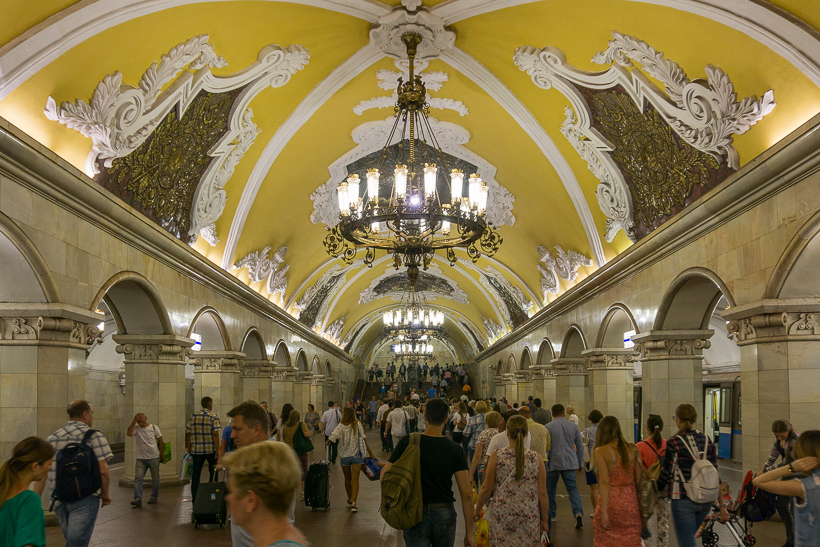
[
  {"xmin": 632, "ymin": 330, "xmax": 711, "ymax": 439},
  {"xmin": 190, "ymin": 350, "xmax": 245, "ymax": 428},
  {"xmin": 241, "ymin": 360, "xmax": 273, "ymax": 405},
  {"xmin": 517, "ymin": 371, "xmax": 534, "ymax": 404},
  {"xmin": 325, "ymin": 378, "xmax": 337, "ymax": 404},
  {"xmin": 0, "ymin": 310, "xmax": 99, "ymax": 459},
  {"xmin": 725, "ymin": 305, "xmax": 820, "ymax": 471},
  {"xmin": 310, "ymin": 375, "xmax": 325, "ymax": 409},
  {"xmin": 583, "ymin": 348, "xmax": 637, "ymax": 441},
  {"xmin": 492, "ymin": 376, "xmax": 503, "ymax": 399},
  {"xmin": 502, "ymin": 373, "xmax": 519, "ymax": 405},
  {"xmin": 271, "ymin": 368, "xmax": 296, "ymax": 408},
  {"xmin": 530, "ymin": 365, "xmax": 557, "ymax": 407},
  {"xmin": 293, "ymin": 372, "xmax": 313, "ymax": 415},
  {"xmin": 114, "ymin": 334, "xmax": 194, "ymax": 486},
  {"xmin": 552, "ymin": 357, "xmax": 588, "ymax": 429}
]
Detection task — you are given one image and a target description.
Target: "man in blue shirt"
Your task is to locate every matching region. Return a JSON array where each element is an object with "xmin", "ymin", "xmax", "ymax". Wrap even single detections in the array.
[
  {"xmin": 368, "ymin": 397, "xmax": 380, "ymax": 429},
  {"xmin": 545, "ymin": 403, "xmax": 585, "ymax": 529}
]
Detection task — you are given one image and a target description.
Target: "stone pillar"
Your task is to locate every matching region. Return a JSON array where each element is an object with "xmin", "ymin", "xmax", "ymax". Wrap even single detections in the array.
[
  {"xmin": 492, "ymin": 375, "xmax": 503, "ymax": 399},
  {"xmin": 190, "ymin": 350, "xmax": 245, "ymax": 426},
  {"xmin": 271, "ymin": 368, "xmax": 295, "ymax": 408},
  {"xmin": 293, "ymin": 372, "xmax": 313, "ymax": 415},
  {"xmin": 583, "ymin": 348, "xmax": 636, "ymax": 441},
  {"xmin": 325, "ymin": 378, "xmax": 337, "ymax": 404},
  {"xmin": 241, "ymin": 360, "xmax": 273, "ymax": 404},
  {"xmin": 0, "ymin": 310, "xmax": 99, "ymax": 459},
  {"xmin": 502, "ymin": 373, "xmax": 518, "ymax": 405},
  {"xmin": 530, "ymin": 365, "xmax": 557, "ymax": 407},
  {"xmin": 310, "ymin": 375, "xmax": 325, "ymax": 409},
  {"xmin": 517, "ymin": 371, "xmax": 534, "ymax": 403},
  {"xmin": 552, "ymin": 357, "xmax": 588, "ymax": 429},
  {"xmin": 725, "ymin": 305, "xmax": 820, "ymax": 471},
  {"xmin": 632, "ymin": 330, "xmax": 711, "ymax": 439},
  {"xmin": 114, "ymin": 334, "xmax": 194, "ymax": 486}
]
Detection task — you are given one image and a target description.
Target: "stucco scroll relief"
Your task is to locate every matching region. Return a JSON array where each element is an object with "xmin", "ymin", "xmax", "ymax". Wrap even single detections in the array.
[
  {"xmin": 232, "ymin": 245, "xmax": 289, "ymax": 301},
  {"xmin": 482, "ymin": 315, "xmax": 505, "ymax": 343},
  {"xmin": 369, "ymin": 0, "xmax": 454, "ymax": 60},
  {"xmin": 514, "ymin": 32, "xmax": 775, "ymax": 243},
  {"xmin": 536, "ymin": 245, "xmax": 593, "ymax": 302},
  {"xmin": 44, "ymin": 34, "xmax": 309, "ymax": 246}
]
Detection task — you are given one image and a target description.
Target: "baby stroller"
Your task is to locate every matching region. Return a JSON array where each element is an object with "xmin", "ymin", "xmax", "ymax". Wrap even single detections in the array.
[{"xmin": 699, "ymin": 471, "xmax": 776, "ymax": 547}]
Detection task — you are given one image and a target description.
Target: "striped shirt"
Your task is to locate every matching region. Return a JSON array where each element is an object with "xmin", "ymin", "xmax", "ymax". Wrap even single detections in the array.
[
  {"xmin": 46, "ymin": 422, "xmax": 113, "ymax": 500},
  {"xmin": 186, "ymin": 409, "xmax": 221, "ymax": 454},
  {"xmin": 657, "ymin": 430, "xmax": 719, "ymax": 500}
]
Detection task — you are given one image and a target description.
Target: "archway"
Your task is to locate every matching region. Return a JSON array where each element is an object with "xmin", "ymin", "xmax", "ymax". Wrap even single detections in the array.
[
  {"xmin": 506, "ymin": 354, "xmax": 516, "ymax": 374},
  {"xmin": 560, "ymin": 325, "xmax": 587, "ymax": 358},
  {"xmin": 766, "ymin": 209, "xmax": 820, "ymax": 299},
  {"xmin": 536, "ymin": 338, "xmax": 555, "ymax": 364},
  {"xmin": 188, "ymin": 307, "xmax": 229, "ymax": 351},
  {"xmin": 520, "ymin": 347, "xmax": 532, "ymax": 370},
  {"xmin": 240, "ymin": 328, "xmax": 267, "ymax": 360},
  {"xmin": 312, "ymin": 356, "xmax": 321, "ymax": 375},
  {"xmin": 295, "ymin": 349, "xmax": 309, "ymax": 372},
  {"xmin": 0, "ymin": 213, "xmax": 58, "ymax": 303},
  {"xmin": 596, "ymin": 304, "xmax": 639, "ymax": 349},
  {"xmin": 654, "ymin": 268, "xmax": 735, "ymax": 330},
  {"xmin": 273, "ymin": 340, "xmax": 291, "ymax": 368}
]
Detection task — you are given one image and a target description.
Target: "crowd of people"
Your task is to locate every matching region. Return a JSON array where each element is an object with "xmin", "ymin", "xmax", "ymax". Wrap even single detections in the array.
[{"xmin": 2, "ymin": 390, "xmax": 820, "ymax": 547}]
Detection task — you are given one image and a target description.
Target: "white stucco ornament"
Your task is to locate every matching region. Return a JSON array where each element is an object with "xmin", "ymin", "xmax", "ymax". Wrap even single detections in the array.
[
  {"xmin": 482, "ymin": 316, "xmax": 504, "ymax": 342},
  {"xmin": 44, "ymin": 34, "xmax": 309, "ymax": 245},
  {"xmin": 233, "ymin": 245, "xmax": 289, "ymax": 300},
  {"xmin": 536, "ymin": 244, "xmax": 593, "ymax": 302},
  {"xmin": 369, "ymin": 2, "xmax": 455, "ymax": 60}
]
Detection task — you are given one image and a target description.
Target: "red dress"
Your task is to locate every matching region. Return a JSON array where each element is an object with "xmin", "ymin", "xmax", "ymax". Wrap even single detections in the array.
[{"xmin": 593, "ymin": 448, "xmax": 643, "ymax": 546}]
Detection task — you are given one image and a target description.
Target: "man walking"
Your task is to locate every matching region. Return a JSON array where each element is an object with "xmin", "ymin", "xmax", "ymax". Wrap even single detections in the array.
[
  {"xmin": 320, "ymin": 400, "xmax": 342, "ymax": 463},
  {"xmin": 545, "ymin": 403, "xmax": 585, "ymax": 528},
  {"xmin": 382, "ymin": 398, "xmax": 476, "ymax": 547},
  {"xmin": 40, "ymin": 400, "xmax": 113, "ymax": 547},
  {"xmin": 376, "ymin": 399, "xmax": 390, "ymax": 451},
  {"xmin": 126, "ymin": 413, "xmax": 164, "ymax": 507},
  {"xmin": 368, "ymin": 396, "xmax": 379, "ymax": 429},
  {"xmin": 385, "ymin": 399, "xmax": 410, "ymax": 450},
  {"xmin": 533, "ymin": 398, "xmax": 550, "ymax": 425},
  {"xmin": 185, "ymin": 396, "xmax": 221, "ymax": 503},
  {"xmin": 519, "ymin": 406, "xmax": 549, "ymax": 473},
  {"xmin": 405, "ymin": 401, "xmax": 418, "ymax": 433},
  {"xmin": 260, "ymin": 401, "xmax": 277, "ymax": 437}
]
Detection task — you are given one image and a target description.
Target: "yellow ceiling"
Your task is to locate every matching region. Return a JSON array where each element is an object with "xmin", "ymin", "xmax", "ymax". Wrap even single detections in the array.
[{"xmin": 2, "ymin": 0, "xmax": 819, "ymax": 362}]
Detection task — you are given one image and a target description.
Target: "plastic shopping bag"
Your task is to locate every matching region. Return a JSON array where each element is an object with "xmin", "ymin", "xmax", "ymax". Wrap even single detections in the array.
[
  {"xmin": 179, "ymin": 453, "xmax": 193, "ymax": 480},
  {"xmin": 363, "ymin": 457, "xmax": 382, "ymax": 481},
  {"xmin": 475, "ymin": 517, "xmax": 490, "ymax": 547}
]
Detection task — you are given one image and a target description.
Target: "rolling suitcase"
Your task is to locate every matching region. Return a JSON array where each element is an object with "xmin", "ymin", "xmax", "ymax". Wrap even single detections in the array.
[
  {"xmin": 304, "ymin": 460, "xmax": 331, "ymax": 512},
  {"xmin": 192, "ymin": 470, "xmax": 228, "ymax": 528}
]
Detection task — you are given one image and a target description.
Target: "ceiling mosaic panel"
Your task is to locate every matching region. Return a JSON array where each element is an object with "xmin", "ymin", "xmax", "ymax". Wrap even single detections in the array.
[{"xmin": 359, "ymin": 266, "xmax": 469, "ymax": 305}]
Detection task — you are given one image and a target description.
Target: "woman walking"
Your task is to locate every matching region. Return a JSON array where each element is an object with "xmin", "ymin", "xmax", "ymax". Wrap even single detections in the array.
[
  {"xmin": 637, "ymin": 414, "xmax": 669, "ymax": 547},
  {"xmin": 0, "ymin": 437, "xmax": 55, "ymax": 547},
  {"xmin": 464, "ymin": 400, "xmax": 489, "ymax": 464},
  {"xmin": 304, "ymin": 403, "xmax": 321, "ymax": 443},
  {"xmin": 656, "ymin": 404, "xmax": 727, "ymax": 547},
  {"xmin": 451, "ymin": 401, "xmax": 469, "ymax": 448},
  {"xmin": 759, "ymin": 419, "xmax": 799, "ymax": 547},
  {"xmin": 474, "ymin": 415, "xmax": 549, "ymax": 546},
  {"xmin": 754, "ymin": 430, "xmax": 820, "ymax": 547},
  {"xmin": 273, "ymin": 403, "xmax": 294, "ymax": 439},
  {"xmin": 280, "ymin": 410, "xmax": 312, "ymax": 500},
  {"xmin": 468, "ymin": 411, "xmax": 504, "ymax": 488},
  {"xmin": 328, "ymin": 407, "xmax": 376, "ymax": 513}
]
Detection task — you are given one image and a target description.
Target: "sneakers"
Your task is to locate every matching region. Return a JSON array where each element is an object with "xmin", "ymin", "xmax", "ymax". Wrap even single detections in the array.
[
  {"xmin": 351, "ymin": 506, "xmax": 359, "ymax": 513},
  {"xmin": 131, "ymin": 499, "xmax": 142, "ymax": 507},
  {"xmin": 576, "ymin": 515, "xmax": 584, "ymax": 529},
  {"xmin": 297, "ymin": 492, "xmax": 305, "ymax": 501},
  {"xmin": 147, "ymin": 497, "xmax": 158, "ymax": 504}
]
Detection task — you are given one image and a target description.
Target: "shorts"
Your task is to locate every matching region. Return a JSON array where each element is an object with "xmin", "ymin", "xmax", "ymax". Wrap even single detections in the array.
[
  {"xmin": 340, "ymin": 456, "xmax": 364, "ymax": 466},
  {"xmin": 585, "ymin": 466, "xmax": 598, "ymax": 486}
]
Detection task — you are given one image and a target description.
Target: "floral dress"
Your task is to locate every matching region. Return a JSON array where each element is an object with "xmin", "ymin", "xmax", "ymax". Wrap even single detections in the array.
[
  {"xmin": 593, "ymin": 447, "xmax": 642, "ymax": 546},
  {"xmin": 488, "ymin": 447, "xmax": 542, "ymax": 547},
  {"xmin": 304, "ymin": 411, "xmax": 320, "ymax": 442},
  {"xmin": 476, "ymin": 429, "xmax": 500, "ymax": 475}
]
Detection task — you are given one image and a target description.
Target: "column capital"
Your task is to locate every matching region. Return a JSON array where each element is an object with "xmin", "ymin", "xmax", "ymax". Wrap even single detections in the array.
[
  {"xmin": 241, "ymin": 359, "xmax": 273, "ymax": 378},
  {"xmin": 550, "ymin": 357, "xmax": 586, "ymax": 375},
  {"xmin": 113, "ymin": 334, "xmax": 193, "ymax": 362},
  {"xmin": 296, "ymin": 371, "xmax": 314, "ymax": 384},
  {"xmin": 0, "ymin": 313, "xmax": 102, "ymax": 349},
  {"xmin": 529, "ymin": 364, "xmax": 555, "ymax": 378},
  {"xmin": 631, "ymin": 330, "xmax": 713, "ymax": 360},
  {"xmin": 271, "ymin": 367, "xmax": 296, "ymax": 381},
  {"xmin": 311, "ymin": 374, "xmax": 325, "ymax": 386},
  {"xmin": 188, "ymin": 350, "xmax": 246, "ymax": 372},
  {"xmin": 723, "ymin": 300, "xmax": 820, "ymax": 345},
  {"xmin": 501, "ymin": 372, "xmax": 517, "ymax": 385},
  {"xmin": 492, "ymin": 375, "xmax": 503, "ymax": 386},
  {"xmin": 581, "ymin": 347, "xmax": 637, "ymax": 370}
]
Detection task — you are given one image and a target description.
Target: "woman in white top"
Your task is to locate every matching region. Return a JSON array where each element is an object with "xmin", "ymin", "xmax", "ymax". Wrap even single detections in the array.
[
  {"xmin": 327, "ymin": 407, "xmax": 375, "ymax": 513},
  {"xmin": 567, "ymin": 405, "xmax": 580, "ymax": 429},
  {"xmin": 451, "ymin": 401, "xmax": 469, "ymax": 447}
]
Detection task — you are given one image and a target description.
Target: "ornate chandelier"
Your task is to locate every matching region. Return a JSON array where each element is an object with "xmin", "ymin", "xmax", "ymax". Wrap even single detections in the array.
[
  {"xmin": 383, "ymin": 285, "xmax": 444, "ymax": 340},
  {"xmin": 323, "ymin": 32, "xmax": 502, "ymax": 282},
  {"xmin": 392, "ymin": 340, "xmax": 434, "ymax": 359}
]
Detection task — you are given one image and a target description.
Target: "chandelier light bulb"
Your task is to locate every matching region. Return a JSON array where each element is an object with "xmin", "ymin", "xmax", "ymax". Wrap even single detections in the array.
[
  {"xmin": 347, "ymin": 174, "xmax": 360, "ymax": 210},
  {"xmin": 450, "ymin": 170, "xmax": 464, "ymax": 204},
  {"xmin": 469, "ymin": 174, "xmax": 482, "ymax": 210},
  {"xmin": 441, "ymin": 220, "xmax": 450, "ymax": 236},
  {"xmin": 479, "ymin": 181, "xmax": 489, "ymax": 214},
  {"xmin": 337, "ymin": 181, "xmax": 349, "ymax": 215},
  {"xmin": 394, "ymin": 165, "xmax": 408, "ymax": 199},
  {"xmin": 366, "ymin": 169, "xmax": 380, "ymax": 204},
  {"xmin": 371, "ymin": 217, "xmax": 380, "ymax": 233},
  {"xmin": 410, "ymin": 194, "xmax": 420, "ymax": 206},
  {"xmin": 424, "ymin": 164, "xmax": 437, "ymax": 198},
  {"xmin": 383, "ymin": 310, "xmax": 392, "ymax": 326}
]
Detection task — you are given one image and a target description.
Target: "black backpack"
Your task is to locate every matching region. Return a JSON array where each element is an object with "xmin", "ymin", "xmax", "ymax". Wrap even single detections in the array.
[
  {"xmin": 52, "ymin": 429, "xmax": 102, "ymax": 506},
  {"xmin": 740, "ymin": 481, "xmax": 777, "ymax": 522}
]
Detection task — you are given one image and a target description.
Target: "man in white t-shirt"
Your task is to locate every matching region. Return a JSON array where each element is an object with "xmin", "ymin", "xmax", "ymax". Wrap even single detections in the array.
[
  {"xmin": 320, "ymin": 401, "xmax": 342, "ymax": 463},
  {"xmin": 126, "ymin": 413, "xmax": 165, "ymax": 506},
  {"xmin": 485, "ymin": 427, "xmax": 531, "ymax": 458},
  {"xmin": 385, "ymin": 400, "xmax": 410, "ymax": 451}
]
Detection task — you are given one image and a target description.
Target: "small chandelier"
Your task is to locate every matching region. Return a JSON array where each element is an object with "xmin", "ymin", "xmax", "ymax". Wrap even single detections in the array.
[
  {"xmin": 392, "ymin": 341, "xmax": 434, "ymax": 359},
  {"xmin": 383, "ymin": 285, "xmax": 444, "ymax": 340},
  {"xmin": 323, "ymin": 33, "xmax": 502, "ymax": 281}
]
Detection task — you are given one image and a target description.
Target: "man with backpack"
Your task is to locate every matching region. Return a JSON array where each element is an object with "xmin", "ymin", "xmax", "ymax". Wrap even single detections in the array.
[
  {"xmin": 41, "ymin": 400, "xmax": 113, "ymax": 547},
  {"xmin": 381, "ymin": 398, "xmax": 476, "ymax": 547},
  {"xmin": 126, "ymin": 412, "xmax": 165, "ymax": 507},
  {"xmin": 385, "ymin": 399, "xmax": 410, "ymax": 450}
]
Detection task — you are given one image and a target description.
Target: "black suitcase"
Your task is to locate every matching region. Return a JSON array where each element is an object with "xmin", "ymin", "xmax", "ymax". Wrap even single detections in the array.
[
  {"xmin": 304, "ymin": 461, "xmax": 330, "ymax": 512},
  {"xmin": 192, "ymin": 472, "xmax": 228, "ymax": 528}
]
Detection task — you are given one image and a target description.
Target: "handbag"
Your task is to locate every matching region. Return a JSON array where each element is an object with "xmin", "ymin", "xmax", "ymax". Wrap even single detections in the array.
[
  {"xmin": 154, "ymin": 425, "xmax": 172, "ymax": 464},
  {"xmin": 293, "ymin": 422, "xmax": 314, "ymax": 455},
  {"xmin": 179, "ymin": 453, "xmax": 193, "ymax": 480},
  {"xmin": 358, "ymin": 425, "xmax": 369, "ymax": 457}
]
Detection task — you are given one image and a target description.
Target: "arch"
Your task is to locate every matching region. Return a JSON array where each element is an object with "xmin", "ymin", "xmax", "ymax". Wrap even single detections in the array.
[
  {"xmin": 654, "ymin": 268, "xmax": 736, "ymax": 330},
  {"xmin": 187, "ymin": 307, "xmax": 230, "ymax": 351},
  {"xmin": 273, "ymin": 340, "xmax": 291, "ymax": 368},
  {"xmin": 536, "ymin": 338, "xmax": 556, "ymax": 364},
  {"xmin": 506, "ymin": 354, "xmax": 517, "ymax": 374},
  {"xmin": 560, "ymin": 325, "xmax": 587, "ymax": 358},
  {"xmin": 240, "ymin": 327, "xmax": 267, "ymax": 360},
  {"xmin": 324, "ymin": 360, "xmax": 332, "ymax": 377},
  {"xmin": 766, "ymin": 209, "xmax": 820, "ymax": 299},
  {"xmin": 295, "ymin": 349, "xmax": 309, "ymax": 372},
  {"xmin": 91, "ymin": 272, "xmax": 172, "ymax": 335},
  {"xmin": 495, "ymin": 358, "xmax": 504, "ymax": 376},
  {"xmin": 595, "ymin": 303, "xmax": 640, "ymax": 348},
  {"xmin": 0, "ymin": 211, "xmax": 60, "ymax": 303},
  {"xmin": 520, "ymin": 346, "xmax": 532, "ymax": 370},
  {"xmin": 311, "ymin": 356, "xmax": 321, "ymax": 375}
]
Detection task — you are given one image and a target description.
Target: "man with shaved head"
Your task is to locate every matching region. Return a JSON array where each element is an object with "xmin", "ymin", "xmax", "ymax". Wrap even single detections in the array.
[{"xmin": 126, "ymin": 412, "xmax": 165, "ymax": 507}]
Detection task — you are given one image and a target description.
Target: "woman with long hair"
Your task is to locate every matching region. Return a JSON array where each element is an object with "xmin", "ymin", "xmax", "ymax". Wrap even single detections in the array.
[
  {"xmin": 327, "ymin": 406, "xmax": 375, "ymax": 513},
  {"xmin": 280, "ymin": 409, "xmax": 312, "ymax": 500},
  {"xmin": 468, "ymin": 411, "xmax": 504, "ymax": 488},
  {"xmin": 656, "ymin": 404, "xmax": 727, "ymax": 547},
  {"xmin": 463, "ymin": 400, "xmax": 490, "ymax": 465},
  {"xmin": 223, "ymin": 441, "xmax": 308, "ymax": 546},
  {"xmin": 451, "ymin": 401, "xmax": 469, "ymax": 447},
  {"xmin": 0, "ymin": 437, "xmax": 55, "ymax": 547},
  {"xmin": 474, "ymin": 415, "xmax": 549, "ymax": 547},
  {"xmin": 592, "ymin": 416, "xmax": 643, "ymax": 546},
  {"xmin": 303, "ymin": 403, "xmax": 320, "ymax": 443},
  {"xmin": 637, "ymin": 414, "xmax": 669, "ymax": 547},
  {"xmin": 760, "ymin": 419, "xmax": 800, "ymax": 547},
  {"xmin": 273, "ymin": 403, "xmax": 294, "ymax": 439},
  {"xmin": 754, "ymin": 430, "xmax": 820, "ymax": 546}
]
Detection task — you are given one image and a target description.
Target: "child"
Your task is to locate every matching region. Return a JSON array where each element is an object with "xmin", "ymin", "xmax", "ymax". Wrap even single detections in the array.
[{"xmin": 696, "ymin": 482, "xmax": 733, "ymax": 538}]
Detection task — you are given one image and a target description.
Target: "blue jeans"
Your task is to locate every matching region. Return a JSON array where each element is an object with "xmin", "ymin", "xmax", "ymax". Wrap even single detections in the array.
[
  {"xmin": 134, "ymin": 457, "xmax": 160, "ymax": 500},
  {"xmin": 670, "ymin": 498, "xmax": 712, "ymax": 547},
  {"xmin": 547, "ymin": 469, "xmax": 584, "ymax": 519},
  {"xmin": 369, "ymin": 411, "xmax": 377, "ymax": 428},
  {"xmin": 55, "ymin": 495, "xmax": 100, "ymax": 547},
  {"xmin": 403, "ymin": 506, "xmax": 458, "ymax": 547}
]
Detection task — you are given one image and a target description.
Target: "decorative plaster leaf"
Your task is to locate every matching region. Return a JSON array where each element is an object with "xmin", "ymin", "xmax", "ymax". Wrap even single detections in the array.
[
  {"xmin": 324, "ymin": 317, "xmax": 345, "ymax": 345},
  {"xmin": 369, "ymin": 4, "xmax": 455, "ymax": 60},
  {"xmin": 536, "ymin": 244, "xmax": 592, "ymax": 302},
  {"xmin": 293, "ymin": 260, "xmax": 362, "ymax": 327},
  {"xmin": 353, "ymin": 95, "xmax": 397, "ymax": 115},
  {"xmin": 427, "ymin": 97, "xmax": 468, "ymax": 116},
  {"xmin": 482, "ymin": 315, "xmax": 504, "ymax": 341},
  {"xmin": 358, "ymin": 264, "xmax": 469, "ymax": 305},
  {"xmin": 467, "ymin": 263, "xmax": 532, "ymax": 328},
  {"xmin": 233, "ymin": 245, "xmax": 289, "ymax": 299},
  {"xmin": 199, "ymin": 223, "xmax": 219, "ymax": 246},
  {"xmin": 354, "ymin": 63, "xmax": 466, "ymax": 116},
  {"xmin": 402, "ymin": 0, "xmax": 423, "ymax": 10}
]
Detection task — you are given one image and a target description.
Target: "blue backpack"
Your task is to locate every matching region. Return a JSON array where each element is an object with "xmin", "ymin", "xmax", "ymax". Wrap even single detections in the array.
[{"xmin": 52, "ymin": 429, "xmax": 102, "ymax": 506}]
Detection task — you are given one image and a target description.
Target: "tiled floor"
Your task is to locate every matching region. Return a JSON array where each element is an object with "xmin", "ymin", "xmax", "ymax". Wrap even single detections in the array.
[{"xmin": 45, "ymin": 428, "xmax": 786, "ymax": 546}]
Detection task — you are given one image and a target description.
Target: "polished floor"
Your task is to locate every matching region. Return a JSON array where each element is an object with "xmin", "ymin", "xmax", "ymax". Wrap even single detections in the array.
[{"xmin": 45, "ymin": 427, "xmax": 785, "ymax": 546}]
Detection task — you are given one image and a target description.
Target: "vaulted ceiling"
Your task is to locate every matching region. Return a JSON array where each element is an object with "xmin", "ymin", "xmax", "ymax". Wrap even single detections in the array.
[{"xmin": 2, "ymin": 0, "xmax": 819, "ymax": 364}]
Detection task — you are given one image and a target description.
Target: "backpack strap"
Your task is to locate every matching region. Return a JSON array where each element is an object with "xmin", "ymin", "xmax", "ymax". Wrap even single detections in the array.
[
  {"xmin": 410, "ymin": 432, "xmax": 421, "ymax": 446},
  {"xmin": 80, "ymin": 428, "xmax": 97, "ymax": 447}
]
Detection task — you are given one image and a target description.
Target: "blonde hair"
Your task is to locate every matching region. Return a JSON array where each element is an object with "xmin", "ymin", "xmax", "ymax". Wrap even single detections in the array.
[
  {"xmin": 475, "ymin": 401, "xmax": 489, "ymax": 414},
  {"xmin": 566, "ymin": 405, "xmax": 576, "ymax": 415},
  {"xmin": 286, "ymin": 409, "xmax": 301, "ymax": 428},
  {"xmin": 484, "ymin": 411, "xmax": 502, "ymax": 430},
  {"xmin": 223, "ymin": 442, "xmax": 301, "ymax": 515},
  {"xmin": 506, "ymin": 415, "xmax": 528, "ymax": 482},
  {"xmin": 0, "ymin": 437, "xmax": 55, "ymax": 509}
]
